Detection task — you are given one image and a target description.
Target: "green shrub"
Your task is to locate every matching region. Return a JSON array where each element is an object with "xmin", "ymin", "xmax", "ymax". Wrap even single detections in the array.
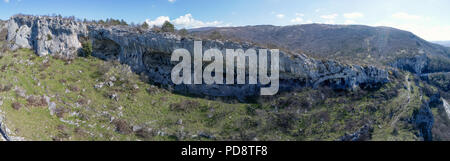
[
  {"xmin": 161, "ymin": 21, "xmax": 175, "ymax": 33},
  {"xmin": 112, "ymin": 119, "xmax": 132, "ymax": 134},
  {"xmin": 47, "ymin": 34, "xmax": 52, "ymax": 41},
  {"xmin": 12, "ymin": 102, "xmax": 22, "ymax": 110},
  {"xmin": 80, "ymin": 41, "xmax": 93, "ymax": 57},
  {"xmin": 427, "ymin": 72, "xmax": 450, "ymax": 91},
  {"xmin": 141, "ymin": 22, "xmax": 150, "ymax": 30},
  {"xmin": 208, "ymin": 31, "xmax": 222, "ymax": 40}
]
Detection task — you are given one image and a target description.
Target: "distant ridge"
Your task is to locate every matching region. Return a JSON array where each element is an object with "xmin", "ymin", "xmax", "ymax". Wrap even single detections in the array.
[
  {"xmin": 191, "ymin": 24, "xmax": 450, "ymax": 74},
  {"xmin": 432, "ymin": 41, "xmax": 450, "ymax": 47}
]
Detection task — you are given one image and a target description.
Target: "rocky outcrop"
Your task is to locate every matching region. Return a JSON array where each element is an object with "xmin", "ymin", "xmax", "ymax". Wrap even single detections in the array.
[
  {"xmin": 5, "ymin": 15, "xmax": 390, "ymax": 98},
  {"xmin": 411, "ymin": 102, "xmax": 434, "ymax": 141},
  {"xmin": 6, "ymin": 15, "xmax": 88, "ymax": 58},
  {"xmin": 338, "ymin": 125, "xmax": 373, "ymax": 141},
  {"xmin": 443, "ymin": 98, "xmax": 450, "ymax": 120},
  {"xmin": 0, "ymin": 114, "xmax": 10, "ymax": 141},
  {"xmin": 0, "ymin": 111, "xmax": 25, "ymax": 141},
  {"xmin": 391, "ymin": 54, "xmax": 428, "ymax": 74}
]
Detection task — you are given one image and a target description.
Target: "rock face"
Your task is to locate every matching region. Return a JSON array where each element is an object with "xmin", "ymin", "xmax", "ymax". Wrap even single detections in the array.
[
  {"xmin": 443, "ymin": 98, "xmax": 450, "ymax": 120},
  {"xmin": 6, "ymin": 15, "xmax": 88, "ymax": 58},
  {"xmin": 5, "ymin": 15, "xmax": 390, "ymax": 98},
  {"xmin": 0, "ymin": 114, "xmax": 11, "ymax": 141},
  {"xmin": 391, "ymin": 54, "xmax": 429, "ymax": 74},
  {"xmin": 412, "ymin": 103, "xmax": 434, "ymax": 141},
  {"xmin": 89, "ymin": 26, "xmax": 389, "ymax": 98}
]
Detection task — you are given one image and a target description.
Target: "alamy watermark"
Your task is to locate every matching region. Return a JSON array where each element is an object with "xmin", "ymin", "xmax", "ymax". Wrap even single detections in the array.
[{"xmin": 171, "ymin": 41, "xmax": 280, "ymax": 95}]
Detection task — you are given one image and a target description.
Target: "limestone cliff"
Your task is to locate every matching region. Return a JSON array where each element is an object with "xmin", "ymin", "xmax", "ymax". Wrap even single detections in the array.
[
  {"xmin": 6, "ymin": 15, "xmax": 390, "ymax": 98},
  {"xmin": 7, "ymin": 15, "xmax": 88, "ymax": 58}
]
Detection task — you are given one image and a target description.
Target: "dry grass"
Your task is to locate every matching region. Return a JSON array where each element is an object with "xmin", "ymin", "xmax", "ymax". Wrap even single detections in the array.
[
  {"xmin": 68, "ymin": 84, "xmax": 80, "ymax": 92},
  {"xmin": 112, "ymin": 119, "xmax": 132, "ymax": 135},
  {"xmin": 0, "ymin": 84, "xmax": 12, "ymax": 92},
  {"xmin": 170, "ymin": 100, "xmax": 200, "ymax": 112},
  {"xmin": 26, "ymin": 96, "xmax": 48, "ymax": 107},
  {"xmin": 12, "ymin": 102, "xmax": 22, "ymax": 110},
  {"xmin": 55, "ymin": 107, "xmax": 69, "ymax": 118}
]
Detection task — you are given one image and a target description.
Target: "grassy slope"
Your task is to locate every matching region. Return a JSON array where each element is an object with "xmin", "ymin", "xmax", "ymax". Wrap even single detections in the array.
[
  {"xmin": 256, "ymin": 72, "xmax": 423, "ymax": 141},
  {"xmin": 0, "ymin": 49, "xmax": 251, "ymax": 141},
  {"xmin": 0, "ymin": 48, "xmax": 426, "ymax": 141}
]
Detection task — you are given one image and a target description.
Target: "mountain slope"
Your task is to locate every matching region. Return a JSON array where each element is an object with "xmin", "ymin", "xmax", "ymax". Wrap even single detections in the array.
[{"xmin": 191, "ymin": 24, "xmax": 450, "ymax": 74}]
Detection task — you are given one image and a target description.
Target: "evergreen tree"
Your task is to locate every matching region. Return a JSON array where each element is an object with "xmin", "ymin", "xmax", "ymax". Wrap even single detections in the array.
[
  {"xmin": 161, "ymin": 21, "xmax": 175, "ymax": 33},
  {"xmin": 141, "ymin": 22, "xmax": 150, "ymax": 30}
]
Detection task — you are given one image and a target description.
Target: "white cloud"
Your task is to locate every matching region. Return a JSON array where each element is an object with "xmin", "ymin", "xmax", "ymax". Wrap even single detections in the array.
[
  {"xmin": 295, "ymin": 13, "xmax": 304, "ymax": 17},
  {"xmin": 291, "ymin": 13, "xmax": 304, "ymax": 24},
  {"xmin": 324, "ymin": 20, "xmax": 335, "ymax": 24},
  {"xmin": 320, "ymin": 14, "xmax": 338, "ymax": 19},
  {"xmin": 376, "ymin": 12, "xmax": 450, "ymax": 40},
  {"xmin": 319, "ymin": 14, "xmax": 338, "ymax": 24},
  {"xmin": 291, "ymin": 17, "xmax": 304, "ymax": 23},
  {"xmin": 145, "ymin": 14, "xmax": 227, "ymax": 29},
  {"xmin": 344, "ymin": 20, "xmax": 356, "ymax": 24},
  {"xmin": 168, "ymin": 0, "xmax": 176, "ymax": 3},
  {"xmin": 373, "ymin": 21, "xmax": 450, "ymax": 41},
  {"xmin": 276, "ymin": 14, "xmax": 285, "ymax": 19},
  {"xmin": 3, "ymin": 0, "xmax": 21, "ymax": 3},
  {"xmin": 173, "ymin": 14, "xmax": 225, "ymax": 28},
  {"xmin": 392, "ymin": 12, "xmax": 422, "ymax": 20},
  {"xmin": 145, "ymin": 16, "xmax": 170, "ymax": 27},
  {"xmin": 344, "ymin": 12, "xmax": 364, "ymax": 19}
]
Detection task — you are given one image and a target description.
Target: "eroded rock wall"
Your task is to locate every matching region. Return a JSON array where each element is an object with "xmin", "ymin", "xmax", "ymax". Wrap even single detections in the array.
[
  {"xmin": 7, "ymin": 15, "xmax": 390, "ymax": 98},
  {"xmin": 89, "ymin": 26, "xmax": 389, "ymax": 97},
  {"xmin": 7, "ymin": 15, "xmax": 88, "ymax": 58}
]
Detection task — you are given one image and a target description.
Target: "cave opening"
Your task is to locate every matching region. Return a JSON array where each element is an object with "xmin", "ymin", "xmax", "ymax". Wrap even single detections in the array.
[{"xmin": 92, "ymin": 38, "xmax": 121, "ymax": 60}]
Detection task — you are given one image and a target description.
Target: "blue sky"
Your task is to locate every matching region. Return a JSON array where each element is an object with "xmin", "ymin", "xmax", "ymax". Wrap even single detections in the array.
[{"xmin": 1, "ymin": 0, "xmax": 449, "ymax": 40}]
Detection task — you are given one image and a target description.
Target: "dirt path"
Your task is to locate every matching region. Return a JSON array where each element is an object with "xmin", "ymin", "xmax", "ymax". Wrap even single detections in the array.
[{"xmin": 390, "ymin": 74, "xmax": 413, "ymax": 127}]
